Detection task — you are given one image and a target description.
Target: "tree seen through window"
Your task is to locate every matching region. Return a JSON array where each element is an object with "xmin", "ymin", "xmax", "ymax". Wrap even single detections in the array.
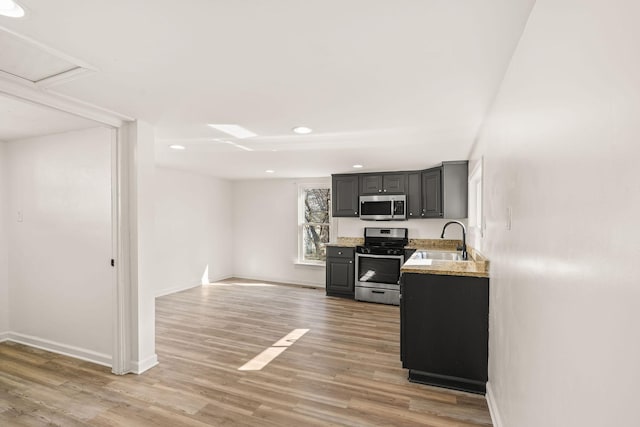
[{"xmin": 302, "ymin": 188, "xmax": 330, "ymax": 262}]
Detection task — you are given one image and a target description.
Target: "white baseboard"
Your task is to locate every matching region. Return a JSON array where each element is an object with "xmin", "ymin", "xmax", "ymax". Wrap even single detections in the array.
[
  {"xmin": 131, "ymin": 354, "xmax": 158, "ymax": 374},
  {"xmin": 4, "ymin": 332, "xmax": 159, "ymax": 375},
  {"xmin": 207, "ymin": 273, "xmax": 234, "ymax": 284},
  {"xmin": 486, "ymin": 381, "xmax": 504, "ymax": 427},
  {"xmin": 154, "ymin": 275, "xmax": 324, "ymax": 292},
  {"xmin": 155, "ymin": 274, "xmax": 235, "ymax": 297},
  {"xmin": 6, "ymin": 332, "xmax": 112, "ymax": 367},
  {"xmin": 155, "ymin": 282, "xmax": 202, "ymax": 298},
  {"xmin": 231, "ymin": 274, "xmax": 324, "ymax": 289}
]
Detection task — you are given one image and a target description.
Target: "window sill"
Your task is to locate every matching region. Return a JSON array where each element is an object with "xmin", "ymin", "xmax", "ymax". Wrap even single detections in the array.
[{"xmin": 294, "ymin": 260, "xmax": 326, "ymax": 268}]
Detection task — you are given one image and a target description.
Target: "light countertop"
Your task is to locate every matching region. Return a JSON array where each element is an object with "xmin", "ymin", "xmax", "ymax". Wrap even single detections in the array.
[
  {"xmin": 331, "ymin": 237, "xmax": 490, "ymax": 278},
  {"xmin": 401, "ymin": 247, "xmax": 489, "ymax": 278}
]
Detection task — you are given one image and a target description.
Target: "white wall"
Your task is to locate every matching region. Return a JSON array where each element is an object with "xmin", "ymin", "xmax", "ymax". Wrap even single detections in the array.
[
  {"xmin": 154, "ymin": 167, "xmax": 233, "ymax": 296},
  {"xmin": 125, "ymin": 120, "xmax": 158, "ymax": 373},
  {"xmin": 0, "ymin": 141, "xmax": 8, "ymax": 337},
  {"xmin": 232, "ymin": 178, "xmax": 328, "ymax": 287},
  {"xmin": 6, "ymin": 127, "xmax": 114, "ymax": 364},
  {"xmin": 336, "ymin": 217, "xmax": 465, "ymax": 241},
  {"xmin": 232, "ymin": 178, "xmax": 466, "ymax": 288},
  {"xmin": 469, "ymin": 1, "xmax": 640, "ymax": 426}
]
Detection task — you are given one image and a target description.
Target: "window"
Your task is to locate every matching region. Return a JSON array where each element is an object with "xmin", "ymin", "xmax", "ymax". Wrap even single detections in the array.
[{"xmin": 298, "ymin": 185, "xmax": 331, "ymax": 264}]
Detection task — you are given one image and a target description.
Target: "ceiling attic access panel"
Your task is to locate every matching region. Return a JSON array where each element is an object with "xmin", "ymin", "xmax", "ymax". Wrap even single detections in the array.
[{"xmin": 0, "ymin": 25, "xmax": 96, "ymax": 87}]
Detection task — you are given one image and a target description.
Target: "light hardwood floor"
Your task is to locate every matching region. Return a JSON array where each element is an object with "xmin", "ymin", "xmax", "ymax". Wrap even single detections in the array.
[{"xmin": 0, "ymin": 278, "xmax": 493, "ymax": 426}]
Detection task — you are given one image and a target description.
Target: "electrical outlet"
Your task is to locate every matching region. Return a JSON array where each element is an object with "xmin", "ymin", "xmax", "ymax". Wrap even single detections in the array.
[
  {"xmin": 17, "ymin": 210, "xmax": 23, "ymax": 222},
  {"xmin": 506, "ymin": 207, "xmax": 512, "ymax": 231}
]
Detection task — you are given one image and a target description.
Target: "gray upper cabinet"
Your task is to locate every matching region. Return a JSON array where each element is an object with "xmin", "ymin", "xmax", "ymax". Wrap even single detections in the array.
[
  {"xmin": 360, "ymin": 175, "xmax": 383, "ymax": 194},
  {"xmin": 407, "ymin": 172, "xmax": 422, "ymax": 218},
  {"xmin": 421, "ymin": 161, "xmax": 468, "ymax": 219},
  {"xmin": 331, "ymin": 161, "xmax": 467, "ymax": 219},
  {"xmin": 421, "ymin": 167, "xmax": 442, "ymax": 218},
  {"xmin": 383, "ymin": 174, "xmax": 406, "ymax": 193},
  {"xmin": 360, "ymin": 173, "xmax": 406, "ymax": 195},
  {"xmin": 441, "ymin": 161, "xmax": 468, "ymax": 219},
  {"xmin": 332, "ymin": 174, "xmax": 360, "ymax": 217}
]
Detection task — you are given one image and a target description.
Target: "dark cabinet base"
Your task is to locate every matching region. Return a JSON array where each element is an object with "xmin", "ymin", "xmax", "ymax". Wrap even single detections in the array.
[
  {"xmin": 408, "ymin": 369, "xmax": 486, "ymax": 394},
  {"xmin": 400, "ymin": 273, "xmax": 489, "ymax": 395},
  {"xmin": 325, "ymin": 246, "xmax": 355, "ymax": 298}
]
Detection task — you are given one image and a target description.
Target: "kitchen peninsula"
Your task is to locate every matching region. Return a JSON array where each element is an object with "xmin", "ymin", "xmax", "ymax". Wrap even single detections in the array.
[{"xmin": 400, "ymin": 246, "xmax": 489, "ymax": 394}]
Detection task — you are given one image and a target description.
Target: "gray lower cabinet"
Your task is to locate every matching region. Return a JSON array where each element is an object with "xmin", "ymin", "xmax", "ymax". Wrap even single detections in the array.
[
  {"xmin": 325, "ymin": 246, "xmax": 355, "ymax": 298},
  {"xmin": 400, "ymin": 272, "xmax": 489, "ymax": 394}
]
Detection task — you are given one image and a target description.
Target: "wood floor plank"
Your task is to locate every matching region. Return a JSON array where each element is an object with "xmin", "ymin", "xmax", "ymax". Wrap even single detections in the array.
[{"xmin": 0, "ymin": 278, "xmax": 492, "ymax": 426}]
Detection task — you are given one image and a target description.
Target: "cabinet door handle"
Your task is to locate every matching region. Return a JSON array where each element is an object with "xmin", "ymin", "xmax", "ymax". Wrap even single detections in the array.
[
  {"xmin": 372, "ymin": 290, "xmax": 385, "ymax": 294},
  {"xmin": 349, "ymin": 261, "xmax": 353, "ymax": 264},
  {"xmin": 378, "ymin": 189, "xmax": 382, "ymax": 193},
  {"xmin": 383, "ymin": 189, "xmax": 387, "ymax": 192},
  {"xmin": 354, "ymin": 211, "xmax": 358, "ymax": 215},
  {"xmin": 409, "ymin": 212, "xmax": 413, "ymax": 216},
  {"xmin": 338, "ymin": 251, "xmax": 342, "ymax": 255}
]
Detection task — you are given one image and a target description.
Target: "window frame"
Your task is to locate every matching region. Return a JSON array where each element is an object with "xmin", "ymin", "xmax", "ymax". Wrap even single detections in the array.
[
  {"xmin": 297, "ymin": 183, "xmax": 331, "ymax": 266},
  {"xmin": 468, "ymin": 158, "xmax": 485, "ymax": 238}
]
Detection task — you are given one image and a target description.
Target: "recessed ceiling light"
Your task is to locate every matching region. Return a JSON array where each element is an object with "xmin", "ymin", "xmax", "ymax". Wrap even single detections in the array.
[
  {"xmin": 292, "ymin": 126, "xmax": 313, "ymax": 135},
  {"xmin": 265, "ymin": 170, "xmax": 275, "ymax": 174},
  {"xmin": 353, "ymin": 164, "xmax": 363, "ymax": 169},
  {"xmin": 208, "ymin": 124, "xmax": 257, "ymax": 139},
  {"xmin": 0, "ymin": 0, "xmax": 25, "ymax": 17},
  {"xmin": 169, "ymin": 144, "xmax": 186, "ymax": 150}
]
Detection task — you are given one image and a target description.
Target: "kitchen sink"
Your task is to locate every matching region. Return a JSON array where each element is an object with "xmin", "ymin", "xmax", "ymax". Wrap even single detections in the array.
[{"xmin": 413, "ymin": 250, "xmax": 463, "ymax": 261}]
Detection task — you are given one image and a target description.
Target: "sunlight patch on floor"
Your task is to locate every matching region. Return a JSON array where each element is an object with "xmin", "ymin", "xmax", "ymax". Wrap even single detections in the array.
[{"xmin": 238, "ymin": 328, "xmax": 310, "ymax": 371}]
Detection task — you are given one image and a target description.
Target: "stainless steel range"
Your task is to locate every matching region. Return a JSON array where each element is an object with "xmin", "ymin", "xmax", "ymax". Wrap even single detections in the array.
[{"xmin": 355, "ymin": 227, "xmax": 408, "ymax": 305}]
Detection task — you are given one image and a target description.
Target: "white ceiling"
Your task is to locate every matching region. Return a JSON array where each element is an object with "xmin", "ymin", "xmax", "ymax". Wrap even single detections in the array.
[
  {"xmin": 0, "ymin": 0, "xmax": 535, "ymax": 179},
  {"xmin": 0, "ymin": 94, "xmax": 99, "ymax": 141}
]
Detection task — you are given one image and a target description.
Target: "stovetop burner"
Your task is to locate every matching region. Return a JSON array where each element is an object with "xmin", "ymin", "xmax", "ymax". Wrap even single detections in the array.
[{"xmin": 356, "ymin": 227, "xmax": 409, "ymax": 255}]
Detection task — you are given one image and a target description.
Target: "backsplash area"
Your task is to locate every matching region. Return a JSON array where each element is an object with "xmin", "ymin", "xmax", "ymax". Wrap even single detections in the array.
[{"xmin": 334, "ymin": 217, "xmax": 467, "ymax": 241}]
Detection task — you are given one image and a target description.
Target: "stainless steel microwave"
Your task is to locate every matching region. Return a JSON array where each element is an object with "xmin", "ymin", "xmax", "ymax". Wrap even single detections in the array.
[{"xmin": 359, "ymin": 195, "xmax": 407, "ymax": 221}]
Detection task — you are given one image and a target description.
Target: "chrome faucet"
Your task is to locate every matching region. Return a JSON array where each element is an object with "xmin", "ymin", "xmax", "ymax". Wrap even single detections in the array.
[{"xmin": 440, "ymin": 220, "xmax": 468, "ymax": 260}]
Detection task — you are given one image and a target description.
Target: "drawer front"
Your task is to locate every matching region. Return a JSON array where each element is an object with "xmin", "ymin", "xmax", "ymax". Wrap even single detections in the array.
[
  {"xmin": 355, "ymin": 286, "xmax": 400, "ymax": 305},
  {"xmin": 326, "ymin": 246, "xmax": 355, "ymax": 258}
]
